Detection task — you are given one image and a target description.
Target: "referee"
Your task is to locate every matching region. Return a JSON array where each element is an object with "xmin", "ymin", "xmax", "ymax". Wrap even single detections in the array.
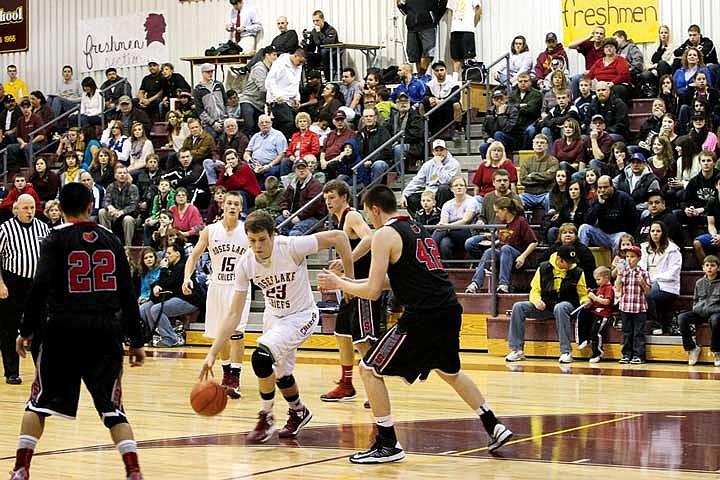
[{"xmin": 0, "ymin": 194, "xmax": 49, "ymax": 385}]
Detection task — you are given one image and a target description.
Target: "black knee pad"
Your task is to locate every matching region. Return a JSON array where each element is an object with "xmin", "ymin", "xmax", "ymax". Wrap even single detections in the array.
[
  {"xmin": 276, "ymin": 374, "xmax": 295, "ymax": 390},
  {"xmin": 251, "ymin": 344, "xmax": 274, "ymax": 378},
  {"xmin": 230, "ymin": 333, "xmax": 244, "ymax": 340},
  {"xmin": 103, "ymin": 414, "xmax": 129, "ymax": 429}
]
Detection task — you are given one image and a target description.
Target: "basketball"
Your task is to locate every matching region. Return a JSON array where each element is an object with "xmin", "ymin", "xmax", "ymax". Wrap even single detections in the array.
[{"xmin": 190, "ymin": 381, "xmax": 227, "ymax": 416}]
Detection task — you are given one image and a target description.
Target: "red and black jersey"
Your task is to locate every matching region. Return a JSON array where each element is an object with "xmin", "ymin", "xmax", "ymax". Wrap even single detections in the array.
[
  {"xmin": 338, "ymin": 207, "xmax": 372, "ymax": 279},
  {"xmin": 21, "ymin": 222, "xmax": 144, "ymax": 347},
  {"xmin": 384, "ymin": 216, "xmax": 457, "ymax": 312}
]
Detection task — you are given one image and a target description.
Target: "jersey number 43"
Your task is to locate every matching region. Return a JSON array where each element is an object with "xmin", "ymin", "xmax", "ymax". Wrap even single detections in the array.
[{"xmin": 68, "ymin": 250, "xmax": 117, "ymax": 293}]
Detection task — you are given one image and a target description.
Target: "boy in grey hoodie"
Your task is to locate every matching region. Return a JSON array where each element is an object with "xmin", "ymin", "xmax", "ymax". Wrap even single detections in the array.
[{"xmin": 679, "ymin": 254, "xmax": 720, "ymax": 366}]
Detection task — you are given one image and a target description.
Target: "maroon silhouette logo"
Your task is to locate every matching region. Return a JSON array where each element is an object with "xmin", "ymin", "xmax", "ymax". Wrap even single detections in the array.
[{"xmin": 144, "ymin": 13, "xmax": 167, "ymax": 46}]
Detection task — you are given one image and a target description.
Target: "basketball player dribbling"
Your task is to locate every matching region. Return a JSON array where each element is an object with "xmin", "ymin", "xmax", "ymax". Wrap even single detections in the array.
[
  {"xmin": 318, "ymin": 185, "xmax": 513, "ymax": 463},
  {"xmin": 200, "ymin": 211, "xmax": 354, "ymax": 443},
  {"xmin": 183, "ymin": 191, "xmax": 250, "ymax": 399},
  {"xmin": 321, "ymin": 180, "xmax": 386, "ymax": 403}
]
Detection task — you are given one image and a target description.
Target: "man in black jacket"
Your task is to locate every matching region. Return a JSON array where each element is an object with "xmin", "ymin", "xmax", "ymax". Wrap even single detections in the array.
[
  {"xmin": 397, "ymin": 0, "xmax": 447, "ymax": 75},
  {"xmin": 389, "ymin": 92, "xmax": 424, "ymax": 166},
  {"xmin": 163, "ymin": 148, "xmax": 210, "ymax": 209},
  {"xmin": 588, "ymin": 82, "xmax": 629, "ymax": 141},
  {"xmin": 302, "ymin": 10, "xmax": 339, "ymax": 81},
  {"xmin": 479, "ymin": 89, "xmax": 521, "ymax": 158},
  {"xmin": 636, "ymin": 191, "xmax": 684, "ymax": 247},
  {"xmin": 357, "ymin": 108, "xmax": 393, "ymax": 184},
  {"xmin": 579, "ymin": 175, "xmax": 638, "ymax": 254},
  {"xmin": 676, "ymin": 150, "xmax": 720, "ymax": 229},
  {"xmin": 673, "ymin": 24, "xmax": 720, "ymax": 85}
]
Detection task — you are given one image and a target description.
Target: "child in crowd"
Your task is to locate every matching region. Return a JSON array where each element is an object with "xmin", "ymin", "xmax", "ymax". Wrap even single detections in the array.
[
  {"xmin": 255, "ymin": 175, "xmax": 283, "ymax": 217},
  {"xmin": 413, "ymin": 190, "xmax": 441, "ymax": 226},
  {"xmin": 579, "ymin": 266, "xmax": 616, "ymax": 363},
  {"xmin": 375, "ymin": 87, "xmax": 394, "ymax": 121},
  {"xmin": 138, "ymin": 247, "xmax": 162, "ymax": 305},
  {"xmin": 310, "ymin": 112, "xmax": 332, "ymax": 147},
  {"xmin": 205, "ymin": 185, "xmax": 226, "ymax": 224},
  {"xmin": 0, "ymin": 174, "xmax": 43, "ymax": 223},
  {"xmin": 584, "ymin": 167, "xmax": 599, "ymax": 201},
  {"xmin": 611, "ymin": 234, "xmax": 636, "ymax": 279},
  {"xmin": 574, "ymin": 77, "xmax": 595, "ymax": 132},
  {"xmin": 615, "ymin": 245, "xmax": 652, "ymax": 364},
  {"xmin": 151, "ymin": 210, "xmax": 175, "ymax": 250},
  {"xmin": 678, "ymin": 255, "xmax": 720, "ymax": 367},
  {"xmin": 144, "ymin": 178, "xmax": 176, "ymax": 245}
]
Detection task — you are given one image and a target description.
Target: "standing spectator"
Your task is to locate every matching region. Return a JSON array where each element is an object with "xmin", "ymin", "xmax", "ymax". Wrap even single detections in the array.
[
  {"xmin": 614, "ymin": 245, "xmax": 651, "ymax": 364},
  {"xmin": 533, "ymin": 32, "xmax": 569, "ymax": 87},
  {"xmin": 276, "ymin": 159, "xmax": 327, "ymax": 236},
  {"xmin": 0, "ymin": 194, "xmax": 49, "ymax": 385},
  {"xmin": 225, "ymin": 0, "xmax": 263, "ymax": 54},
  {"xmin": 396, "ymin": 0, "xmax": 445, "ymax": 76},
  {"xmin": 401, "ymin": 139, "xmax": 459, "ymax": 217},
  {"xmin": 302, "ymin": 10, "xmax": 338, "ymax": 81},
  {"xmin": 579, "ymin": 175, "xmax": 638, "ymax": 254},
  {"xmin": 265, "ymin": 49, "xmax": 305, "ymax": 140},
  {"xmin": 568, "ymin": 26, "xmax": 607, "ymax": 97},
  {"xmin": 583, "ymin": 266, "xmax": 615, "ymax": 363},
  {"xmin": 238, "ymin": 46, "xmax": 277, "ymax": 135},
  {"xmin": 244, "ymin": 115, "xmax": 288, "ymax": 181},
  {"xmin": 100, "ymin": 165, "xmax": 139, "ymax": 246},
  {"xmin": 447, "ymin": 0, "xmax": 482, "ymax": 78},
  {"xmin": 50, "ymin": 65, "xmax": 81, "ymax": 117},
  {"xmin": 519, "ymin": 134, "xmax": 559, "ymax": 211},
  {"xmin": 480, "ymin": 89, "xmax": 521, "ymax": 158},
  {"xmin": 282, "ymin": 112, "xmax": 321, "ymax": 176},
  {"xmin": 505, "ymin": 245, "xmax": 589, "ymax": 363},
  {"xmin": 137, "ymin": 60, "xmax": 164, "ymax": 122},
  {"xmin": 193, "ymin": 64, "xmax": 228, "ymax": 140},
  {"xmin": 390, "ymin": 63, "xmax": 426, "ymax": 105},
  {"xmin": 431, "ymin": 175, "xmax": 478, "ymax": 260},
  {"xmin": 495, "ymin": 35, "xmax": 533, "ymax": 87},
  {"xmin": 100, "ymin": 67, "xmax": 133, "ymax": 114},
  {"xmin": 29, "ymin": 157, "xmax": 60, "ymax": 203},
  {"xmin": 465, "ymin": 196, "xmax": 537, "ymax": 294},
  {"xmin": 4, "ymin": 65, "xmax": 27, "ymax": 100},
  {"xmin": 679, "ymin": 254, "xmax": 720, "ymax": 367}
]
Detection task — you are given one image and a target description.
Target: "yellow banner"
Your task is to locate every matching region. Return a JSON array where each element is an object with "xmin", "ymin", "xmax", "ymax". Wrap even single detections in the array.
[{"xmin": 562, "ymin": 0, "xmax": 660, "ymax": 44}]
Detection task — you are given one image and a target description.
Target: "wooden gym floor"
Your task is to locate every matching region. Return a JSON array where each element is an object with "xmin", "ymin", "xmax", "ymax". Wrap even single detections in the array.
[{"xmin": 0, "ymin": 348, "xmax": 718, "ymax": 479}]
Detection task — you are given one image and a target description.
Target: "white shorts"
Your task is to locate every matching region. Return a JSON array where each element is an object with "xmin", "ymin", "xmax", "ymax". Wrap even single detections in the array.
[
  {"xmin": 204, "ymin": 283, "xmax": 251, "ymax": 339},
  {"xmin": 258, "ymin": 306, "xmax": 319, "ymax": 378}
]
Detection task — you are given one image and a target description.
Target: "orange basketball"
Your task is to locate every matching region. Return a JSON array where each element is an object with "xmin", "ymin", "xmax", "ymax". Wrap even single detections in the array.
[{"xmin": 190, "ymin": 381, "xmax": 228, "ymax": 416}]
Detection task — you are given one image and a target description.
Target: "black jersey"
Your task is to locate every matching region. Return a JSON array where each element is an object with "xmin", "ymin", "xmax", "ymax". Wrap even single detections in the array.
[
  {"xmin": 385, "ymin": 216, "xmax": 457, "ymax": 312},
  {"xmin": 21, "ymin": 221, "xmax": 145, "ymax": 347},
  {"xmin": 338, "ymin": 207, "xmax": 372, "ymax": 278}
]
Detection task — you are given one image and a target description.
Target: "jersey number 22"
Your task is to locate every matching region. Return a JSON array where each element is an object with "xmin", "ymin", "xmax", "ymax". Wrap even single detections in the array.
[{"xmin": 68, "ymin": 250, "xmax": 117, "ymax": 293}]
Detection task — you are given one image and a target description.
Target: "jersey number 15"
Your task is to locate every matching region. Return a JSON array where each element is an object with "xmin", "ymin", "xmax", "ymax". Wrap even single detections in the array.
[{"xmin": 68, "ymin": 250, "xmax": 117, "ymax": 293}]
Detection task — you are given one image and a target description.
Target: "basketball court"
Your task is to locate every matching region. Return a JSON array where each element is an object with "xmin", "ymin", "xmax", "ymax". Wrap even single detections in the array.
[{"xmin": 0, "ymin": 349, "xmax": 717, "ymax": 479}]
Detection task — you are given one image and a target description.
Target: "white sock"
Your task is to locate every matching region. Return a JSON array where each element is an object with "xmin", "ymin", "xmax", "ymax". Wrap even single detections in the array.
[
  {"xmin": 116, "ymin": 439, "xmax": 137, "ymax": 456},
  {"xmin": 221, "ymin": 360, "xmax": 231, "ymax": 366},
  {"xmin": 375, "ymin": 415, "xmax": 394, "ymax": 427},
  {"xmin": 260, "ymin": 399, "xmax": 274, "ymax": 413},
  {"xmin": 452, "ymin": 71, "xmax": 459, "ymax": 81},
  {"xmin": 475, "ymin": 401, "xmax": 491, "ymax": 416},
  {"xmin": 230, "ymin": 363, "xmax": 242, "ymax": 370},
  {"xmin": 17, "ymin": 435, "xmax": 38, "ymax": 451}
]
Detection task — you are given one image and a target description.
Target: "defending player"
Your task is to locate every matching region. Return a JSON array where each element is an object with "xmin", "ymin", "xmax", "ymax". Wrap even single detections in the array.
[
  {"xmin": 318, "ymin": 185, "xmax": 513, "ymax": 464},
  {"xmin": 199, "ymin": 211, "xmax": 354, "ymax": 444},
  {"xmin": 183, "ymin": 191, "xmax": 250, "ymax": 399},
  {"xmin": 10, "ymin": 183, "xmax": 146, "ymax": 480},
  {"xmin": 321, "ymin": 180, "xmax": 385, "ymax": 402}
]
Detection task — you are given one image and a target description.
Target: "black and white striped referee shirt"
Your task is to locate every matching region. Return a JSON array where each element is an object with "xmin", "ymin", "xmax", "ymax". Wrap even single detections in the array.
[{"xmin": 0, "ymin": 218, "xmax": 50, "ymax": 279}]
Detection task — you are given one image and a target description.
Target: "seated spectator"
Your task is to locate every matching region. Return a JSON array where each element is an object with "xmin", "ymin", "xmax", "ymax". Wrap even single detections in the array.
[
  {"xmin": 137, "ymin": 247, "xmax": 162, "ymax": 306},
  {"xmin": 320, "ymin": 109, "xmax": 356, "ymax": 178},
  {"xmin": 29, "ymin": 157, "xmax": 60, "ymax": 203},
  {"xmin": 574, "ymin": 76, "xmax": 596, "ymax": 132},
  {"xmin": 163, "ymin": 148, "xmax": 210, "ymax": 209},
  {"xmin": 356, "ymin": 108, "xmax": 392, "ymax": 184},
  {"xmin": 645, "ymin": 134, "xmax": 677, "ymax": 195},
  {"xmin": 340, "ymin": 67, "xmax": 363, "ymax": 116},
  {"xmin": 1, "ymin": 94, "xmax": 21, "ymax": 145},
  {"xmin": 587, "ymin": 38, "xmax": 632, "ymax": 102},
  {"xmin": 471, "ymin": 141, "xmax": 517, "ymax": 209},
  {"xmin": 169, "ymin": 187, "xmax": 204, "ymax": 242},
  {"xmin": 541, "ymin": 67, "xmax": 569, "ymax": 104},
  {"xmin": 636, "ymin": 191, "xmax": 684, "ymax": 247},
  {"xmin": 533, "ymin": 32, "xmax": 568, "ymax": 87},
  {"xmin": 89, "ymin": 147, "xmax": 117, "ymax": 188},
  {"xmin": 413, "ymin": 190, "xmax": 441, "ymax": 226},
  {"xmin": 99, "ymin": 164, "xmax": 139, "ymax": 246},
  {"xmin": 431, "ymin": 175, "xmax": 478, "ymax": 260},
  {"xmin": 159, "ymin": 62, "xmax": 191, "ymax": 118},
  {"xmin": 78, "ymin": 77, "xmax": 103, "ymax": 127},
  {"xmin": 472, "ymin": 169, "xmax": 523, "ymax": 228},
  {"xmin": 588, "ymin": 82, "xmax": 629, "ymax": 141},
  {"xmin": 58, "ymin": 151, "xmax": 86, "ymax": 187},
  {"xmin": 143, "ymin": 178, "xmax": 176, "ymax": 245},
  {"xmin": 545, "ymin": 168, "xmax": 569, "ymax": 228},
  {"xmin": 29, "ymin": 90, "xmax": 54, "ymax": 125},
  {"xmin": 329, "ymin": 139, "xmax": 366, "ymax": 186},
  {"xmin": 245, "ymin": 115, "xmax": 288, "ymax": 182},
  {"xmin": 79, "ymin": 170, "xmax": 105, "ymax": 223},
  {"xmin": 204, "ymin": 185, "xmax": 225, "ymax": 224},
  {"xmin": 548, "ymin": 180, "xmax": 589, "ymax": 244},
  {"xmin": 585, "ymin": 167, "xmax": 599, "ymax": 201},
  {"xmin": 390, "ymin": 63, "xmax": 426, "ymax": 105},
  {"xmin": 505, "ymin": 245, "xmax": 590, "ymax": 363},
  {"xmin": 640, "ymin": 25, "xmax": 675, "ymax": 88},
  {"xmin": 110, "ymin": 95, "xmax": 151, "ymax": 136},
  {"xmin": 309, "ymin": 111, "xmax": 332, "ymax": 146},
  {"xmin": 480, "ymin": 88, "xmax": 521, "ymax": 158},
  {"xmin": 265, "ymin": 49, "xmax": 306, "ymax": 140},
  {"xmin": 676, "ymin": 149, "xmax": 719, "ymax": 229},
  {"xmin": 136, "ymin": 154, "xmax": 167, "ymax": 215},
  {"xmin": 401, "ymin": 139, "xmax": 459, "ymax": 217},
  {"xmin": 533, "ymin": 88, "xmax": 579, "ymax": 148},
  {"xmin": 50, "ymin": 65, "xmax": 81, "ymax": 117},
  {"xmin": 254, "ymin": 175, "xmax": 283, "ymax": 217},
  {"xmin": 151, "ymin": 210, "xmax": 175, "ymax": 250},
  {"xmin": 0, "ymin": 174, "xmax": 42, "ymax": 223},
  {"xmin": 613, "ymin": 152, "xmax": 660, "ymax": 213},
  {"xmin": 423, "ymin": 61, "xmax": 461, "ymax": 139},
  {"xmin": 56, "ymin": 126, "xmax": 84, "ymax": 158},
  {"xmin": 553, "ymin": 118, "xmax": 586, "ymax": 177},
  {"xmin": 640, "ymin": 221, "xmax": 682, "ymax": 334},
  {"xmin": 100, "ymin": 67, "xmax": 133, "ymax": 114},
  {"xmin": 225, "ymin": 88, "xmax": 242, "ymax": 120},
  {"xmin": 175, "ymin": 90, "xmax": 199, "ymax": 122},
  {"xmin": 579, "ymin": 175, "xmax": 638, "ymax": 254},
  {"xmin": 584, "ymin": 115, "xmax": 616, "ymax": 175},
  {"xmin": 508, "ymin": 73, "xmax": 542, "ymax": 148},
  {"xmin": 7, "ymin": 98, "xmax": 46, "ymax": 173},
  {"xmin": 688, "ymin": 111, "xmax": 718, "ymax": 152},
  {"xmin": 177, "ymin": 118, "xmax": 214, "ymax": 168},
  {"xmin": 298, "ymin": 70, "xmax": 322, "ymax": 119},
  {"xmin": 678, "ymin": 70, "xmax": 719, "ymax": 129},
  {"xmin": 375, "ymin": 87, "xmax": 394, "ymax": 121},
  {"xmin": 302, "ymin": 10, "xmax": 338, "ymax": 81},
  {"xmin": 388, "ymin": 91, "xmax": 423, "ymax": 168},
  {"xmin": 316, "ymin": 83, "xmax": 344, "ymax": 120},
  {"xmin": 465, "ymin": 196, "xmax": 538, "ymax": 294},
  {"xmin": 281, "ymin": 112, "xmax": 321, "ymax": 176},
  {"xmin": 193, "ymin": 63, "xmax": 227, "ymax": 140},
  {"xmin": 276, "ymin": 159, "xmax": 327, "ymax": 236},
  {"xmin": 202, "ymin": 117, "xmax": 250, "ymax": 180},
  {"xmin": 519, "ymin": 134, "xmax": 559, "ymax": 211},
  {"xmin": 636, "ymin": 99, "xmax": 668, "ymax": 156},
  {"xmin": 216, "ymin": 149, "xmax": 261, "ymax": 213},
  {"xmin": 137, "ymin": 61, "xmax": 164, "ymax": 122},
  {"xmin": 101, "ymin": 119, "xmax": 130, "ymax": 166},
  {"xmin": 541, "ymin": 223, "xmax": 598, "ymax": 289},
  {"xmin": 43, "ymin": 199, "xmax": 63, "ymax": 228},
  {"xmin": 81, "ymin": 125, "xmax": 101, "ymax": 170},
  {"xmin": 613, "ymin": 30, "xmax": 645, "ymax": 83},
  {"xmin": 127, "ymin": 122, "xmax": 155, "ymax": 179},
  {"xmin": 494, "ymin": 35, "xmax": 533, "ymax": 87},
  {"xmin": 238, "ymin": 46, "xmax": 277, "ymax": 135},
  {"xmin": 141, "ymin": 240, "xmax": 201, "ymax": 347},
  {"xmin": 673, "ymin": 23, "xmax": 719, "ymax": 82},
  {"xmin": 166, "ymin": 110, "xmax": 190, "ymax": 152},
  {"xmin": 678, "ymin": 254, "xmax": 720, "ymax": 367}
]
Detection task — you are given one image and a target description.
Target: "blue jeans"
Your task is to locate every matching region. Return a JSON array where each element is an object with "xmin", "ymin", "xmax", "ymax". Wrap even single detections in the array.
[
  {"xmin": 80, "ymin": 114, "xmax": 102, "ymax": 127},
  {"xmin": 275, "ymin": 215, "xmax": 319, "ymax": 236},
  {"xmin": 431, "ymin": 228, "xmax": 472, "ymax": 260},
  {"xmin": 509, "ymin": 300, "xmax": 574, "ymax": 354},
  {"xmin": 479, "ymin": 131, "xmax": 519, "ymax": 158},
  {"xmin": 578, "ymin": 224, "xmax": 627, "ymax": 255},
  {"xmin": 240, "ymin": 102, "xmax": 262, "ymax": 136},
  {"xmin": 203, "ymin": 158, "xmax": 223, "ymax": 186},
  {"xmin": 50, "ymin": 96, "xmax": 80, "ymax": 116},
  {"xmin": 470, "ymin": 244, "xmax": 520, "ymax": 287},
  {"xmin": 255, "ymin": 163, "xmax": 282, "ymax": 185},
  {"xmin": 371, "ymin": 160, "xmax": 390, "ymax": 183},
  {"xmin": 645, "ymin": 282, "xmax": 677, "ymax": 331},
  {"xmin": 520, "ymin": 192, "xmax": 549, "ymax": 211},
  {"xmin": 621, "ymin": 312, "xmax": 646, "ymax": 359},
  {"xmin": 393, "ymin": 144, "xmax": 407, "ymax": 171},
  {"xmin": 140, "ymin": 298, "xmax": 198, "ymax": 345}
]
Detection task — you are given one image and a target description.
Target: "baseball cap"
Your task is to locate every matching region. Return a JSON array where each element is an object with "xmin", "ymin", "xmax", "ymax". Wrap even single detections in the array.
[
  {"xmin": 333, "ymin": 110, "xmax": 347, "ymax": 120},
  {"xmin": 3, "ymin": 94, "xmax": 15, "ymax": 103},
  {"xmin": 622, "ymin": 245, "xmax": 642, "ymax": 257},
  {"xmin": 147, "ymin": 60, "xmax": 159, "ymax": 66},
  {"xmin": 691, "ymin": 111, "xmax": 706, "ymax": 121},
  {"xmin": 431, "ymin": 60, "xmax": 447, "ymax": 70},
  {"xmin": 556, "ymin": 245, "xmax": 577, "ymax": 264},
  {"xmin": 265, "ymin": 175, "xmax": 280, "ymax": 191},
  {"xmin": 294, "ymin": 159, "xmax": 308, "ymax": 169},
  {"xmin": 396, "ymin": 91, "xmax": 409, "ymax": 100},
  {"xmin": 432, "ymin": 139, "xmax": 447, "ymax": 150},
  {"xmin": 546, "ymin": 32, "xmax": 558, "ymax": 42},
  {"xmin": 306, "ymin": 69, "xmax": 322, "ymax": 79},
  {"xmin": 338, "ymin": 106, "xmax": 355, "ymax": 121},
  {"xmin": 630, "ymin": 152, "xmax": 647, "ymax": 163},
  {"xmin": 19, "ymin": 99, "xmax": 31, "ymax": 107},
  {"xmin": 491, "ymin": 89, "xmax": 506, "ymax": 99},
  {"xmin": 178, "ymin": 90, "xmax": 192, "ymax": 98},
  {"xmin": 591, "ymin": 114, "xmax": 605, "ymax": 123},
  {"xmin": 118, "ymin": 95, "xmax": 132, "ymax": 104},
  {"xmin": 200, "ymin": 63, "xmax": 215, "ymax": 72}
]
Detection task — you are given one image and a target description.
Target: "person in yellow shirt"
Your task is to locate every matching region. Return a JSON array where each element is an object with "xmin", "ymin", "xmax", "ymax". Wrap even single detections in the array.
[{"xmin": 4, "ymin": 65, "xmax": 28, "ymax": 100}]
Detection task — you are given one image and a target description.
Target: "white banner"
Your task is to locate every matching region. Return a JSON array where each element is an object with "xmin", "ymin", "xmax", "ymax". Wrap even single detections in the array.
[{"xmin": 79, "ymin": 11, "xmax": 169, "ymax": 71}]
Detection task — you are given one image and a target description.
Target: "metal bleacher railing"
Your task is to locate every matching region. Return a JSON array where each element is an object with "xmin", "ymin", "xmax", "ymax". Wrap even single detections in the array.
[
  {"xmin": 485, "ymin": 52, "xmax": 511, "ymax": 110},
  {"xmin": 422, "ymin": 80, "xmax": 472, "ymax": 162}
]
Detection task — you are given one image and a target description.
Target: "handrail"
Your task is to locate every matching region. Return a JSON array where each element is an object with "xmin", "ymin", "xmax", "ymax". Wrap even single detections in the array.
[
  {"xmin": 275, "ymin": 189, "xmax": 325, "ymax": 233},
  {"xmin": 350, "ymin": 131, "xmax": 405, "ymax": 209},
  {"xmin": 350, "ymin": 131, "xmax": 404, "ymax": 173},
  {"xmin": 486, "ymin": 52, "xmax": 511, "ymax": 111},
  {"xmin": 422, "ymin": 80, "xmax": 472, "ymax": 161}
]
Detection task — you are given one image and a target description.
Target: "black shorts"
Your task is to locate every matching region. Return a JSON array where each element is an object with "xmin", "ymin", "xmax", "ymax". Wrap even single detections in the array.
[
  {"xmin": 450, "ymin": 31, "xmax": 476, "ymax": 61},
  {"xmin": 407, "ymin": 27, "xmax": 437, "ymax": 63},
  {"xmin": 361, "ymin": 302, "xmax": 462, "ymax": 384},
  {"xmin": 27, "ymin": 325, "xmax": 126, "ymax": 421},
  {"xmin": 334, "ymin": 295, "xmax": 387, "ymax": 344}
]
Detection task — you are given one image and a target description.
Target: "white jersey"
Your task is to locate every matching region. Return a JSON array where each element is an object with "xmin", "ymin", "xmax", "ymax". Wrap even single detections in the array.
[
  {"xmin": 234, "ymin": 235, "xmax": 318, "ymax": 317},
  {"xmin": 449, "ymin": 0, "xmax": 481, "ymax": 33},
  {"xmin": 207, "ymin": 220, "xmax": 249, "ymax": 286}
]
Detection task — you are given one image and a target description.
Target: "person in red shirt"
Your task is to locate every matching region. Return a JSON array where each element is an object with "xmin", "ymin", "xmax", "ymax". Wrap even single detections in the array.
[
  {"xmin": 579, "ymin": 266, "xmax": 616, "ymax": 363},
  {"xmin": 281, "ymin": 112, "xmax": 320, "ymax": 176},
  {"xmin": 569, "ymin": 25, "xmax": 607, "ymax": 98},
  {"xmin": 587, "ymin": 38, "xmax": 632, "ymax": 102},
  {"xmin": 216, "ymin": 148, "xmax": 260, "ymax": 214},
  {"xmin": 6, "ymin": 99, "xmax": 47, "ymax": 173},
  {"xmin": 471, "ymin": 141, "xmax": 517, "ymax": 203},
  {"xmin": 0, "ymin": 174, "xmax": 43, "ymax": 223}
]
